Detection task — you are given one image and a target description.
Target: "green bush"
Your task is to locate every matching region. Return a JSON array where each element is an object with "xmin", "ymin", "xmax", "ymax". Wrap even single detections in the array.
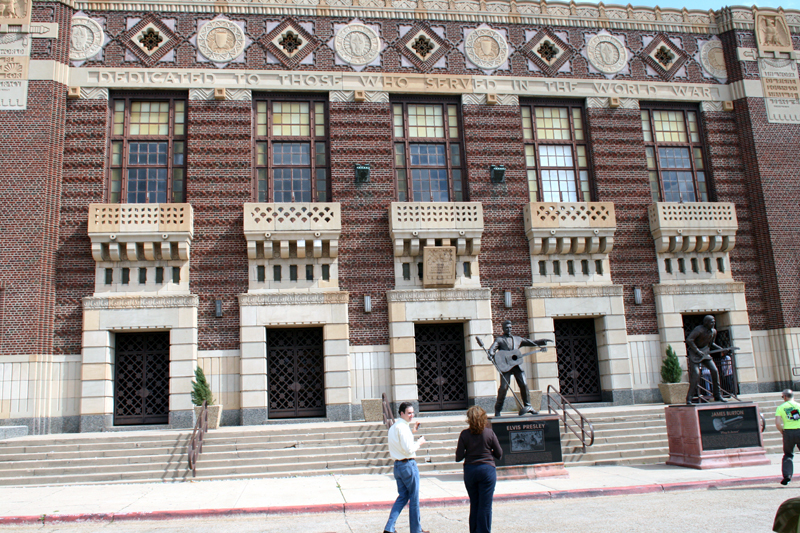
[
  {"xmin": 191, "ymin": 367, "xmax": 215, "ymax": 406},
  {"xmin": 661, "ymin": 344, "xmax": 683, "ymax": 384}
]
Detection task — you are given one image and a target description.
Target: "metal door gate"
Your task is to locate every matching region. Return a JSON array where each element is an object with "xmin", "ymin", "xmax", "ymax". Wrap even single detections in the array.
[
  {"xmin": 554, "ymin": 318, "xmax": 602, "ymax": 403},
  {"xmin": 267, "ymin": 327, "xmax": 326, "ymax": 418},
  {"xmin": 114, "ymin": 332, "xmax": 170, "ymax": 425},
  {"xmin": 682, "ymin": 314, "xmax": 739, "ymax": 394},
  {"xmin": 415, "ymin": 323, "xmax": 468, "ymax": 412}
]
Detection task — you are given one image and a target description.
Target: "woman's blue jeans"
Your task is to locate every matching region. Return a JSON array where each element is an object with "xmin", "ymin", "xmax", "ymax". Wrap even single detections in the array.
[{"xmin": 463, "ymin": 463, "xmax": 497, "ymax": 533}]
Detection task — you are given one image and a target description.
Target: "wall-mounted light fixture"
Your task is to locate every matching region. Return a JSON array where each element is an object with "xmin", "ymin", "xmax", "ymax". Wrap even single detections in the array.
[
  {"xmin": 215, "ymin": 299, "xmax": 223, "ymax": 317},
  {"xmin": 504, "ymin": 290, "xmax": 512, "ymax": 308},
  {"xmin": 633, "ymin": 287, "xmax": 642, "ymax": 305},
  {"xmin": 364, "ymin": 294, "xmax": 372, "ymax": 313},
  {"xmin": 355, "ymin": 163, "xmax": 371, "ymax": 183},
  {"xmin": 490, "ymin": 165, "xmax": 506, "ymax": 184}
]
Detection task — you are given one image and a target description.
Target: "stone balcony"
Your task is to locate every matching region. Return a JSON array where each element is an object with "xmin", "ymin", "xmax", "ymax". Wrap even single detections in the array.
[
  {"xmin": 648, "ymin": 202, "xmax": 737, "ymax": 254},
  {"xmin": 88, "ymin": 203, "xmax": 193, "ymax": 262},
  {"xmin": 522, "ymin": 202, "xmax": 616, "ymax": 256},
  {"xmin": 389, "ymin": 202, "xmax": 484, "ymax": 257},
  {"xmin": 243, "ymin": 203, "xmax": 341, "ymax": 260}
]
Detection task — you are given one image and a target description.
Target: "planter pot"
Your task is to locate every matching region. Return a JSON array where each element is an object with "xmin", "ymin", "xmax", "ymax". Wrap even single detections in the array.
[
  {"xmin": 194, "ymin": 404, "xmax": 223, "ymax": 429},
  {"xmin": 658, "ymin": 383, "xmax": 690, "ymax": 405},
  {"xmin": 361, "ymin": 399, "xmax": 384, "ymax": 422}
]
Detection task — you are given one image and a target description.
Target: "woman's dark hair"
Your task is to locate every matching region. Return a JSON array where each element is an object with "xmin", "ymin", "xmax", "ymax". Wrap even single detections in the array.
[
  {"xmin": 399, "ymin": 402, "xmax": 413, "ymax": 415},
  {"xmin": 467, "ymin": 405, "xmax": 487, "ymax": 434}
]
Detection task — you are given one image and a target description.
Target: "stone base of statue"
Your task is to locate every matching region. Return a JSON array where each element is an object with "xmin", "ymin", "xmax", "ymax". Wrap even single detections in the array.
[
  {"xmin": 665, "ymin": 402, "xmax": 770, "ymax": 469},
  {"xmin": 489, "ymin": 414, "xmax": 568, "ymax": 480}
]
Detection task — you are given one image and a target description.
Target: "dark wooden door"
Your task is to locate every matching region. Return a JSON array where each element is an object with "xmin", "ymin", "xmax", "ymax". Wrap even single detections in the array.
[
  {"xmin": 554, "ymin": 318, "xmax": 602, "ymax": 403},
  {"xmin": 114, "ymin": 332, "xmax": 170, "ymax": 425},
  {"xmin": 267, "ymin": 327, "xmax": 326, "ymax": 418},
  {"xmin": 415, "ymin": 323, "xmax": 468, "ymax": 412}
]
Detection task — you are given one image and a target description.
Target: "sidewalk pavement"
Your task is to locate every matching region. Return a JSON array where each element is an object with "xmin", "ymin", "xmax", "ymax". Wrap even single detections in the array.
[{"xmin": 0, "ymin": 454, "xmax": 786, "ymax": 525}]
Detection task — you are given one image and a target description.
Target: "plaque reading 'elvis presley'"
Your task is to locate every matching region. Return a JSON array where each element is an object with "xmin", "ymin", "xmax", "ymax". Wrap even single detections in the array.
[
  {"xmin": 699, "ymin": 405, "xmax": 761, "ymax": 451},
  {"xmin": 490, "ymin": 416, "xmax": 562, "ymax": 466}
]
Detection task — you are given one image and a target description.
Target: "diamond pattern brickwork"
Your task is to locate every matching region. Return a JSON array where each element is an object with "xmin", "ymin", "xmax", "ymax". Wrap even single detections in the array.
[
  {"xmin": 642, "ymin": 34, "xmax": 688, "ymax": 81},
  {"xmin": 261, "ymin": 18, "xmax": 320, "ymax": 69},
  {"xmin": 522, "ymin": 29, "xmax": 573, "ymax": 76},
  {"xmin": 122, "ymin": 15, "xmax": 179, "ymax": 66},
  {"xmin": 395, "ymin": 23, "xmax": 451, "ymax": 73}
]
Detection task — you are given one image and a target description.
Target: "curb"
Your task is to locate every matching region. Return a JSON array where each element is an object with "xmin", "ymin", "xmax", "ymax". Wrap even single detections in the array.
[{"xmin": 0, "ymin": 475, "xmax": 782, "ymax": 525}]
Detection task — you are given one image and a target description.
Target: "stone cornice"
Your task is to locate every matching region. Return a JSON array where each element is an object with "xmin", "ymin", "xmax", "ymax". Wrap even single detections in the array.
[
  {"xmin": 387, "ymin": 288, "xmax": 491, "ymax": 302},
  {"xmin": 525, "ymin": 285, "xmax": 623, "ymax": 298},
  {"xmin": 239, "ymin": 291, "xmax": 349, "ymax": 305},
  {"xmin": 83, "ymin": 295, "xmax": 199, "ymax": 309},
  {"xmin": 39, "ymin": 1, "xmax": 800, "ymax": 36},
  {"xmin": 653, "ymin": 282, "xmax": 745, "ymax": 295}
]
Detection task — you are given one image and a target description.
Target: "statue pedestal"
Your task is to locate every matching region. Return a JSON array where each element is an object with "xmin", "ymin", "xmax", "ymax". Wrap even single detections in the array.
[
  {"xmin": 489, "ymin": 414, "xmax": 568, "ymax": 480},
  {"xmin": 665, "ymin": 402, "xmax": 770, "ymax": 469}
]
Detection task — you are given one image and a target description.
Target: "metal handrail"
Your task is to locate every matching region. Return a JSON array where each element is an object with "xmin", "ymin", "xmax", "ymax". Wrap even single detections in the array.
[
  {"xmin": 546, "ymin": 385, "xmax": 595, "ymax": 453},
  {"xmin": 693, "ymin": 384, "xmax": 766, "ymax": 432},
  {"xmin": 381, "ymin": 393, "xmax": 395, "ymax": 431},
  {"xmin": 187, "ymin": 401, "xmax": 208, "ymax": 477}
]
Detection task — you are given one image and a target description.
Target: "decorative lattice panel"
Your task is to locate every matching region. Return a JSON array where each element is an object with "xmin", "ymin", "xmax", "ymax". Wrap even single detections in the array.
[
  {"xmin": 554, "ymin": 319, "xmax": 602, "ymax": 403},
  {"xmin": 114, "ymin": 332, "xmax": 170, "ymax": 425},
  {"xmin": 268, "ymin": 328, "xmax": 326, "ymax": 418},
  {"xmin": 415, "ymin": 323, "xmax": 468, "ymax": 412}
]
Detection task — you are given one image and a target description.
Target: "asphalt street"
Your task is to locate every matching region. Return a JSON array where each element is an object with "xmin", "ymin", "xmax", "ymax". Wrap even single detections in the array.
[{"xmin": 0, "ymin": 484, "xmax": 792, "ymax": 533}]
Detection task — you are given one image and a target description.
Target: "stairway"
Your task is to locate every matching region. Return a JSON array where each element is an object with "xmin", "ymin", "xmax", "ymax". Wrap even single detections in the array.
[{"xmin": 0, "ymin": 394, "xmax": 783, "ymax": 486}]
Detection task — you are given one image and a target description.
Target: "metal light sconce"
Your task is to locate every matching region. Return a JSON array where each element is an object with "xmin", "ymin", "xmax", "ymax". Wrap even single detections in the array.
[
  {"xmin": 215, "ymin": 299, "xmax": 223, "ymax": 317},
  {"xmin": 504, "ymin": 290, "xmax": 512, "ymax": 308},
  {"xmin": 364, "ymin": 294, "xmax": 372, "ymax": 313},
  {"xmin": 355, "ymin": 163, "xmax": 371, "ymax": 183},
  {"xmin": 633, "ymin": 287, "xmax": 642, "ymax": 305},
  {"xmin": 490, "ymin": 165, "xmax": 506, "ymax": 184}
]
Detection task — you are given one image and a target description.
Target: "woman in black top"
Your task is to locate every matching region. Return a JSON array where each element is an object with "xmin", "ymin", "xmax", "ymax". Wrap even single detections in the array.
[{"xmin": 455, "ymin": 405, "xmax": 503, "ymax": 533}]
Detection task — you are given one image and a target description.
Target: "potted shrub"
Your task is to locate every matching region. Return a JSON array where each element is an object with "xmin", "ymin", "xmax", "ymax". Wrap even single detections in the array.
[
  {"xmin": 658, "ymin": 344, "xmax": 689, "ymax": 404},
  {"xmin": 191, "ymin": 367, "xmax": 223, "ymax": 429}
]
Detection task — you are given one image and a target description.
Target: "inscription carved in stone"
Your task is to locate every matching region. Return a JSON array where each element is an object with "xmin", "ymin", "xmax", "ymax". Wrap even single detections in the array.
[
  {"xmin": 465, "ymin": 28, "xmax": 508, "ymax": 70},
  {"xmin": 423, "ymin": 246, "xmax": 457, "ymax": 288},
  {"xmin": 197, "ymin": 19, "xmax": 246, "ymax": 63},
  {"xmin": 70, "ymin": 17, "xmax": 105, "ymax": 62},
  {"xmin": 586, "ymin": 34, "xmax": 627, "ymax": 75},
  {"xmin": 334, "ymin": 23, "xmax": 380, "ymax": 66},
  {"xmin": 700, "ymin": 40, "xmax": 727, "ymax": 79}
]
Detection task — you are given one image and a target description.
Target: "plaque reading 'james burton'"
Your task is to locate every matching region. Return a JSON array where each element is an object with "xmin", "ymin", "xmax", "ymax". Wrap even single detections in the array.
[
  {"xmin": 698, "ymin": 405, "xmax": 761, "ymax": 451},
  {"xmin": 423, "ymin": 246, "xmax": 456, "ymax": 288},
  {"xmin": 491, "ymin": 416, "xmax": 562, "ymax": 466}
]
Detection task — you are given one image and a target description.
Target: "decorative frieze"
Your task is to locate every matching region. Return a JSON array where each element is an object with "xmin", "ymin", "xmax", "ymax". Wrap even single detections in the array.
[
  {"xmin": 525, "ymin": 286, "xmax": 623, "ymax": 299},
  {"xmin": 652, "ymin": 282, "xmax": 745, "ymax": 296},
  {"xmin": 329, "ymin": 90, "xmax": 388, "ymax": 103},
  {"xmin": 387, "ymin": 288, "xmax": 491, "ymax": 302},
  {"xmin": 461, "ymin": 93, "xmax": 518, "ymax": 106},
  {"xmin": 586, "ymin": 97, "xmax": 639, "ymax": 109},
  {"xmin": 754, "ymin": 9, "xmax": 793, "ymax": 57},
  {"xmin": 82, "ymin": 295, "xmax": 199, "ymax": 309},
  {"xmin": 238, "ymin": 292, "xmax": 349, "ymax": 305},
  {"xmin": 80, "ymin": 87, "xmax": 109, "ymax": 100}
]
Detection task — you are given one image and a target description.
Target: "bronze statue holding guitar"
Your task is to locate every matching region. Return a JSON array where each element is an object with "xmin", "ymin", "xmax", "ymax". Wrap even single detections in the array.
[
  {"xmin": 476, "ymin": 320, "xmax": 551, "ymax": 417},
  {"xmin": 685, "ymin": 315, "xmax": 740, "ymax": 404}
]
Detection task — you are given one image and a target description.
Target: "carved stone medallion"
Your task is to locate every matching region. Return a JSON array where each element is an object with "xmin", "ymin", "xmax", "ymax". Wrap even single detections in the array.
[
  {"xmin": 586, "ymin": 34, "xmax": 627, "ymax": 75},
  {"xmin": 465, "ymin": 28, "xmax": 508, "ymax": 70},
  {"xmin": 197, "ymin": 19, "xmax": 245, "ymax": 63},
  {"xmin": 70, "ymin": 17, "xmax": 105, "ymax": 61},
  {"xmin": 700, "ymin": 40, "xmax": 727, "ymax": 79},
  {"xmin": 334, "ymin": 23, "xmax": 380, "ymax": 66}
]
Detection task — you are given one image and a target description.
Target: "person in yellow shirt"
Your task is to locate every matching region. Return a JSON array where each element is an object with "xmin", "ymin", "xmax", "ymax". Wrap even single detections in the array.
[{"xmin": 775, "ymin": 389, "xmax": 800, "ymax": 485}]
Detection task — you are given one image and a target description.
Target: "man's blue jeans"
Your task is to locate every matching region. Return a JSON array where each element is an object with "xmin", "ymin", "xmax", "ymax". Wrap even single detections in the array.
[{"xmin": 384, "ymin": 459, "xmax": 422, "ymax": 533}]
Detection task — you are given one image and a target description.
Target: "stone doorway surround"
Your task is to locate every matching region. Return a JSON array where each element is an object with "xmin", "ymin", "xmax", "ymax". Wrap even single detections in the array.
[
  {"xmin": 525, "ymin": 285, "xmax": 631, "ymax": 404},
  {"xmin": 648, "ymin": 202, "xmax": 756, "ymax": 395},
  {"xmin": 238, "ymin": 292, "xmax": 351, "ymax": 424},
  {"xmin": 386, "ymin": 288, "xmax": 494, "ymax": 412},
  {"xmin": 79, "ymin": 295, "xmax": 199, "ymax": 432}
]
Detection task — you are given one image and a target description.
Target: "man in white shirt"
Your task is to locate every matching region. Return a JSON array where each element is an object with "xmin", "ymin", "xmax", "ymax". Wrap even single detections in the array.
[{"xmin": 383, "ymin": 402, "xmax": 429, "ymax": 533}]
